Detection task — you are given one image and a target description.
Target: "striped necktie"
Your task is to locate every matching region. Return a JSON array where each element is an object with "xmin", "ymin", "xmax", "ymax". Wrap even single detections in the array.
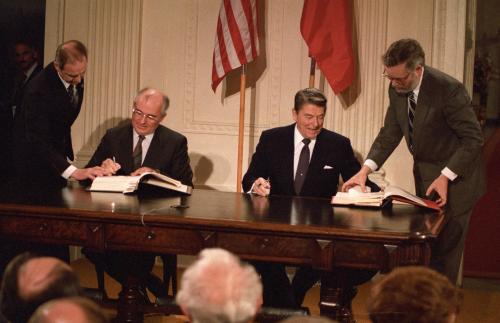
[
  {"xmin": 132, "ymin": 135, "xmax": 145, "ymax": 170},
  {"xmin": 408, "ymin": 92, "xmax": 416, "ymax": 150},
  {"xmin": 294, "ymin": 138, "xmax": 311, "ymax": 195}
]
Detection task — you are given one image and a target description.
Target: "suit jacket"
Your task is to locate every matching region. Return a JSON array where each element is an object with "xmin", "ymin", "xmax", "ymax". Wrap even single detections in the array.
[
  {"xmin": 242, "ymin": 124, "xmax": 374, "ymax": 199},
  {"xmin": 86, "ymin": 123, "xmax": 193, "ymax": 186},
  {"xmin": 0, "ymin": 64, "xmax": 42, "ymax": 180},
  {"xmin": 13, "ymin": 62, "xmax": 84, "ymax": 189},
  {"xmin": 367, "ymin": 66, "xmax": 486, "ymax": 214}
]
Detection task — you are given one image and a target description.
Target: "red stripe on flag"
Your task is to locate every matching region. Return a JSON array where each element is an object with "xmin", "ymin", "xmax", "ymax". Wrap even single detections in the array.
[
  {"xmin": 241, "ymin": 0, "xmax": 258, "ymax": 59},
  {"xmin": 211, "ymin": 0, "xmax": 260, "ymax": 92},
  {"xmin": 216, "ymin": 17, "xmax": 233, "ymax": 74},
  {"xmin": 223, "ymin": 0, "xmax": 247, "ymax": 64}
]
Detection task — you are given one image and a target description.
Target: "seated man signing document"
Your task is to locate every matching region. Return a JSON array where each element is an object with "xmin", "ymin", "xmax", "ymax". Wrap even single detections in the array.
[
  {"xmin": 84, "ymin": 87, "xmax": 193, "ymax": 298},
  {"xmin": 242, "ymin": 88, "xmax": 378, "ymax": 309}
]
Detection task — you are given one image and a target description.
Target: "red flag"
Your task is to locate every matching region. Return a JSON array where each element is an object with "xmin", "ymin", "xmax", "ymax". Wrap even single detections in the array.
[
  {"xmin": 300, "ymin": 0, "xmax": 355, "ymax": 94},
  {"xmin": 211, "ymin": 0, "xmax": 260, "ymax": 92}
]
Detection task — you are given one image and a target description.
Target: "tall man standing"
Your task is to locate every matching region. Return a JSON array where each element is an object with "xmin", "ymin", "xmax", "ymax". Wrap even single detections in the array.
[
  {"xmin": 242, "ymin": 88, "xmax": 377, "ymax": 308},
  {"xmin": 84, "ymin": 87, "xmax": 193, "ymax": 298},
  {"xmin": 343, "ymin": 39, "xmax": 486, "ymax": 283},
  {"xmin": 0, "ymin": 41, "xmax": 42, "ymax": 183},
  {"xmin": 13, "ymin": 40, "xmax": 109, "ymax": 190}
]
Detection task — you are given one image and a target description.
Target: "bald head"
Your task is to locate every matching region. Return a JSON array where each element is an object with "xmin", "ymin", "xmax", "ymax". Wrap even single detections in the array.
[
  {"xmin": 28, "ymin": 297, "xmax": 108, "ymax": 323},
  {"xmin": 0, "ymin": 253, "xmax": 81, "ymax": 323},
  {"xmin": 18, "ymin": 257, "xmax": 72, "ymax": 300}
]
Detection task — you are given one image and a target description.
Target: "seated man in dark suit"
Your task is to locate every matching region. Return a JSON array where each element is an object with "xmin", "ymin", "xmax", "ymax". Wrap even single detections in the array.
[
  {"xmin": 242, "ymin": 88, "xmax": 378, "ymax": 309},
  {"xmin": 83, "ymin": 87, "xmax": 193, "ymax": 299}
]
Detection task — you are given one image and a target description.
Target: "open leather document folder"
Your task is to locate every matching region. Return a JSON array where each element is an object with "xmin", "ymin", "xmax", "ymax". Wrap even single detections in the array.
[
  {"xmin": 89, "ymin": 172, "xmax": 192, "ymax": 194},
  {"xmin": 331, "ymin": 185, "xmax": 440, "ymax": 211}
]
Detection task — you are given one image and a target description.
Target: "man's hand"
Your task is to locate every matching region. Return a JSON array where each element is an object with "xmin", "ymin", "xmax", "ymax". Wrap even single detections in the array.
[
  {"xmin": 426, "ymin": 174, "xmax": 449, "ymax": 207},
  {"xmin": 70, "ymin": 167, "xmax": 111, "ymax": 181},
  {"xmin": 342, "ymin": 165, "xmax": 372, "ymax": 192},
  {"xmin": 252, "ymin": 177, "xmax": 271, "ymax": 197},
  {"xmin": 130, "ymin": 167, "xmax": 157, "ymax": 176},
  {"xmin": 101, "ymin": 158, "xmax": 121, "ymax": 174}
]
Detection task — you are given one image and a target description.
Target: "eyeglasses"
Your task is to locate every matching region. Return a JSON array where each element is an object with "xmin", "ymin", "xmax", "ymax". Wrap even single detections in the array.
[
  {"xmin": 132, "ymin": 107, "xmax": 159, "ymax": 122},
  {"xmin": 382, "ymin": 71, "xmax": 412, "ymax": 83}
]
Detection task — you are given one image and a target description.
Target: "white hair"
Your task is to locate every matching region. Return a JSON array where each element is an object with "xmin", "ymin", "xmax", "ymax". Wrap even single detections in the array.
[{"xmin": 176, "ymin": 248, "xmax": 262, "ymax": 323}]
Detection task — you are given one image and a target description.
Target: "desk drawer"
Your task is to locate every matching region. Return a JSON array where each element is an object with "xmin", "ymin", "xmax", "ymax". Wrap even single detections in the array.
[
  {"xmin": 0, "ymin": 215, "xmax": 87, "ymax": 245},
  {"xmin": 215, "ymin": 232, "xmax": 317, "ymax": 264},
  {"xmin": 105, "ymin": 224, "xmax": 204, "ymax": 254}
]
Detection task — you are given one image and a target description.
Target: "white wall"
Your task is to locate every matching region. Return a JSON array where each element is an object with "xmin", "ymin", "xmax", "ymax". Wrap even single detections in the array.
[{"xmin": 45, "ymin": 0, "xmax": 472, "ymax": 193}]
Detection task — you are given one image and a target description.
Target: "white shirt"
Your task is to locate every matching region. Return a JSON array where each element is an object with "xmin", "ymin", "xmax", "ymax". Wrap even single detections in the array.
[
  {"xmin": 293, "ymin": 126, "xmax": 316, "ymax": 179},
  {"xmin": 364, "ymin": 67, "xmax": 458, "ymax": 181},
  {"xmin": 133, "ymin": 130, "xmax": 154, "ymax": 165}
]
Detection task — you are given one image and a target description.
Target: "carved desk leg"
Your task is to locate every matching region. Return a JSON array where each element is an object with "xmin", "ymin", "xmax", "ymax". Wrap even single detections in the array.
[
  {"xmin": 115, "ymin": 275, "xmax": 145, "ymax": 323},
  {"xmin": 319, "ymin": 270, "xmax": 355, "ymax": 323}
]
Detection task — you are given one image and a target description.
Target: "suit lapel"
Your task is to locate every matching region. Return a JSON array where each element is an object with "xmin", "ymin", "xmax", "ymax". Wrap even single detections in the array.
[
  {"xmin": 412, "ymin": 71, "xmax": 432, "ymax": 153},
  {"xmin": 283, "ymin": 125, "xmax": 296, "ymax": 192},
  {"xmin": 118, "ymin": 125, "xmax": 135, "ymax": 173},
  {"xmin": 143, "ymin": 128, "xmax": 162, "ymax": 167}
]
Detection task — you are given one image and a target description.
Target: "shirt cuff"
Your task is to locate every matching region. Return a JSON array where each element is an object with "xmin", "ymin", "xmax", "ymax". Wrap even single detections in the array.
[
  {"xmin": 441, "ymin": 167, "xmax": 458, "ymax": 181},
  {"xmin": 364, "ymin": 159, "xmax": 378, "ymax": 172},
  {"xmin": 62, "ymin": 165, "xmax": 78, "ymax": 179}
]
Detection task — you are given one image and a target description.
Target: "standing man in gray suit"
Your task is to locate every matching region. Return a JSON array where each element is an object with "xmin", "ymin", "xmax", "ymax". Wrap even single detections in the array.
[{"xmin": 343, "ymin": 39, "xmax": 486, "ymax": 283}]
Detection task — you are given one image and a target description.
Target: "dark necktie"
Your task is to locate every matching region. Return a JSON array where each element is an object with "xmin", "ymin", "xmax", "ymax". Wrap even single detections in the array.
[
  {"xmin": 68, "ymin": 84, "xmax": 79, "ymax": 109},
  {"xmin": 408, "ymin": 92, "xmax": 416, "ymax": 150},
  {"xmin": 132, "ymin": 135, "xmax": 145, "ymax": 170},
  {"xmin": 294, "ymin": 138, "xmax": 311, "ymax": 195}
]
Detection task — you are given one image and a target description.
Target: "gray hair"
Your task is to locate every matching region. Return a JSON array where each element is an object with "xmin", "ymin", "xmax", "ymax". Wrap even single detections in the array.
[
  {"xmin": 135, "ymin": 87, "xmax": 170, "ymax": 115},
  {"xmin": 382, "ymin": 38, "xmax": 425, "ymax": 70},
  {"xmin": 176, "ymin": 248, "xmax": 262, "ymax": 323}
]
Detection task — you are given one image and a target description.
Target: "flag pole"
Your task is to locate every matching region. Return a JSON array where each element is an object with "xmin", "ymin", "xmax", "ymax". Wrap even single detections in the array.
[
  {"xmin": 236, "ymin": 64, "xmax": 247, "ymax": 192},
  {"xmin": 309, "ymin": 57, "xmax": 316, "ymax": 88}
]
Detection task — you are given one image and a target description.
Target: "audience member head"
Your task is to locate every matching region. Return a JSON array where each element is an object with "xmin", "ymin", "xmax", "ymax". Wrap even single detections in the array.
[
  {"xmin": 54, "ymin": 40, "xmax": 88, "ymax": 86},
  {"xmin": 366, "ymin": 266, "xmax": 462, "ymax": 323},
  {"xmin": 13, "ymin": 41, "xmax": 39, "ymax": 73},
  {"xmin": 292, "ymin": 88, "xmax": 327, "ymax": 140},
  {"xmin": 0, "ymin": 253, "xmax": 82, "ymax": 323},
  {"xmin": 381, "ymin": 39, "xmax": 425, "ymax": 94},
  {"xmin": 131, "ymin": 87, "xmax": 169, "ymax": 136},
  {"xmin": 28, "ymin": 297, "xmax": 108, "ymax": 323},
  {"xmin": 176, "ymin": 248, "xmax": 262, "ymax": 323}
]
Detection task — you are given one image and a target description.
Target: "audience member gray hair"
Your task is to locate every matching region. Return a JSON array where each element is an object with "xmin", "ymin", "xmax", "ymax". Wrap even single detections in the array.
[
  {"xmin": 28, "ymin": 297, "xmax": 108, "ymax": 323},
  {"xmin": 176, "ymin": 248, "xmax": 262, "ymax": 323}
]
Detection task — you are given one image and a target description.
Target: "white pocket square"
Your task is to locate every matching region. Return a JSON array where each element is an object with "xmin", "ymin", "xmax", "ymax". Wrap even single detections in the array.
[{"xmin": 323, "ymin": 165, "xmax": 334, "ymax": 170}]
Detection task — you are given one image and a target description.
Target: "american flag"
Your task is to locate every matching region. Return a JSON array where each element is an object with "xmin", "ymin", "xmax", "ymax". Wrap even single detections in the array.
[{"xmin": 211, "ymin": 0, "xmax": 259, "ymax": 92}]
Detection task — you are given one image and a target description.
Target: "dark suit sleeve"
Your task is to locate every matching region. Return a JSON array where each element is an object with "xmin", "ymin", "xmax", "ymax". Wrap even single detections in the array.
[
  {"xmin": 85, "ymin": 130, "xmax": 113, "ymax": 168},
  {"xmin": 23, "ymin": 90, "xmax": 71, "ymax": 174},
  {"xmin": 166, "ymin": 136, "xmax": 193, "ymax": 187},
  {"xmin": 442, "ymin": 85, "xmax": 483, "ymax": 176},
  {"xmin": 242, "ymin": 131, "xmax": 270, "ymax": 192}
]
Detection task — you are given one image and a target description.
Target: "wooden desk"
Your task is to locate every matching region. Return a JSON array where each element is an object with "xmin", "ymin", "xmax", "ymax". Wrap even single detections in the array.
[{"xmin": 0, "ymin": 187, "xmax": 445, "ymax": 322}]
